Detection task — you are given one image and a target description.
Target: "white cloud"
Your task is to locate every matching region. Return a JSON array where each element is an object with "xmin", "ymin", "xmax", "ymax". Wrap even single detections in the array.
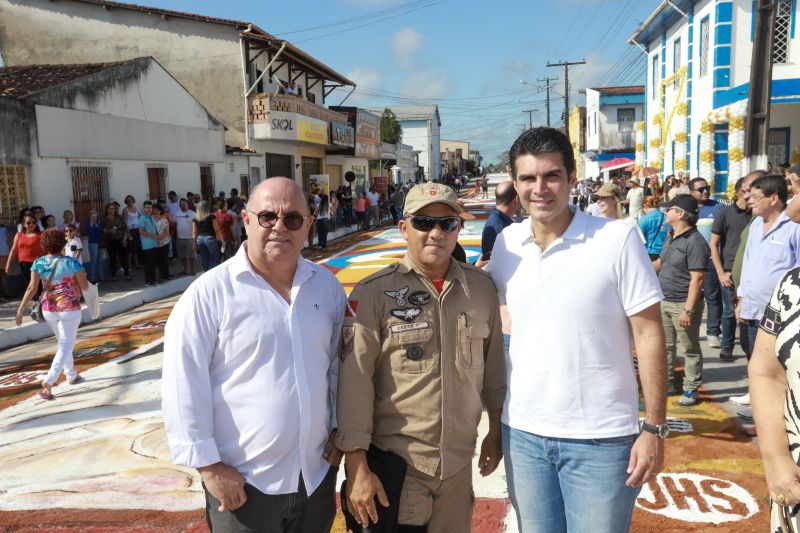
[
  {"xmin": 341, "ymin": 66, "xmax": 385, "ymax": 104},
  {"xmin": 392, "ymin": 27, "xmax": 425, "ymax": 69},
  {"xmin": 399, "ymin": 70, "xmax": 452, "ymax": 99}
]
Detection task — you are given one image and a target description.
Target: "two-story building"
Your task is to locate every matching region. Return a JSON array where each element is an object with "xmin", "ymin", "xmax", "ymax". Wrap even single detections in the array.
[
  {"xmin": 368, "ymin": 105, "xmax": 441, "ymax": 182},
  {"xmin": 582, "ymin": 86, "xmax": 644, "ymax": 178},
  {"xmin": 0, "ymin": 0, "xmax": 356, "ymax": 196},
  {"xmin": 629, "ymin": 0, "xmax": 800, "ymax": 197},
  {"xmin": 440, "ymin": 139, "xmax": 470, "ymax": 176}
]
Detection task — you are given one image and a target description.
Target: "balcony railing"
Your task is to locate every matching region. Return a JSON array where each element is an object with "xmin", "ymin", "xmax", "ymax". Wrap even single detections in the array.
[
  {"xmin": 248, "ymin": 93, "xmax": 349, "ymax": 124},
  {"xmin": 600, "ymin": 131, "xmax": 635, "ymax": 151}
]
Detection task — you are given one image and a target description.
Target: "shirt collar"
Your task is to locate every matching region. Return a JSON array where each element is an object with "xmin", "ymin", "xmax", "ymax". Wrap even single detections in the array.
[
  {"xmin": 519, "ymin": 206, "xmax": 587, "ymax": 245},
  {"xmin": 398, "ymin": 253, "xmax": 469, "ymax": 298},
  {"xmin": 670, "ymin": 226, "xmax": 698, "ymax": 240},
  {"xmin": 231, "ymin": 242, "xmax": 313, "ymax": 286}
]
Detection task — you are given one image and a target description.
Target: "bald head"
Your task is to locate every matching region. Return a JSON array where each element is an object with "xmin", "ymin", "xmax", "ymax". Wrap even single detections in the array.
[
  {"xmin": 495, "ymin": 180, "xmax": 518, "ymax": 206},
  {"xmin": 249, "ymin": 177, "xmax": 308, "ymax": 215}
]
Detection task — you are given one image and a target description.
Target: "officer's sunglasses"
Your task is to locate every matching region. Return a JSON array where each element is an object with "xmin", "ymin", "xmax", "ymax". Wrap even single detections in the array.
[
  {"xmin": 694, "ymin": 186, "xmax": 711, "ymax": 193},
  {"xmin": 407, "ymin": 215, "xmax": 461, "ymax": 233},
  {"xmin": 249, "ymin": 210, "xmax": 306, "ymax": 231}
]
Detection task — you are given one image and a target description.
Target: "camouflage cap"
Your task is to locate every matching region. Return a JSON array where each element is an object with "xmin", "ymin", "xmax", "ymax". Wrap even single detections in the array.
[{"xmin": 403, "ymin": 183, "xmax": 462, "ymax": 215}]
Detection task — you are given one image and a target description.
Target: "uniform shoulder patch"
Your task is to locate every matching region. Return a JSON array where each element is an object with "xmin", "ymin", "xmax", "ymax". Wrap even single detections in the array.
[{"xmin": 340, "ymin": 325, "xmax": 355, "ymax": 362}]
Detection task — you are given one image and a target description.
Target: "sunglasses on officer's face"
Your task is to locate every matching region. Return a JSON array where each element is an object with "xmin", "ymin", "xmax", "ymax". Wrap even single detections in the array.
[
  {"xmin": 694, "ymin": 186, "xmax": 711, "ymax": 193},
  {"xmin": 407, "ymin": 215, "xmax": 461, "ymax": 233}
]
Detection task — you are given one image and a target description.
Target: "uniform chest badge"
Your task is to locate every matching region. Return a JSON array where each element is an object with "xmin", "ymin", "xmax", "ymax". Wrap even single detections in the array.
[
  {"xmin": 384, "ymin": 286, "xmax": 409, "ymax": 307},
  {"xmin": 391, "ymin": 307, "xmax": 421, "ymax": 322},
  {"xmin": 406, "ymin": 346, "xmax": 423, "ymax": 361},
  {"xmin": 408, "ymin": 291, "xmax": 432, "ymax": 306}
]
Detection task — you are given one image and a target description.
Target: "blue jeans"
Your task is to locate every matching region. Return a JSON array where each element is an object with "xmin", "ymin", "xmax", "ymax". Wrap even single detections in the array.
[
  {"xmin": 703, "ymin": 260, "xmax": 722, "ymax": 337},
  {"xmin": 503, "ymin": 424, "xmax": 640, "ymax": 533},
  {"xmin": 196, "ymin": 235, "xmax": 219, "ymax": 272},
  {"xmin": 87, "ymin": 242, "xmax": 101, "ymax": 283}
]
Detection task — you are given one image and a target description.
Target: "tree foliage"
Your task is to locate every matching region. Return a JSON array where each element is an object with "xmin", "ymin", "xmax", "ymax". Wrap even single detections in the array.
[{"xmin": 380, "ymin": 108, "xmax": 403, "ymax": 145}]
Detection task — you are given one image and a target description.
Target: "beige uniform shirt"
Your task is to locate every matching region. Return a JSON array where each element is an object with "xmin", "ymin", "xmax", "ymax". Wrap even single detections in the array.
[{"xmin": 336, "ymin": 255, "xmax": 506, "ymax": 479}]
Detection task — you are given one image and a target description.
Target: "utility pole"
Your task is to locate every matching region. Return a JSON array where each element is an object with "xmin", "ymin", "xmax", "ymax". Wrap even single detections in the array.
[
  {"xmin": 746, "ymin": 0, "xmax": 777, "ymax": 170},
  {"xmin": 537, "ymin": 76, "xmax": 558, "ymax": 127},
  {"xmin": 521, "ymin": 108, "xmax": 538, "ymax": 129},
  {"xmin": 547, "ymin": 59, "xmax": 586, "ymax": 127}
]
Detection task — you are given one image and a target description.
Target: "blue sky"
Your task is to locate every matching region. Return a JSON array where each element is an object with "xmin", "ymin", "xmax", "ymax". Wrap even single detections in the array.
[{"xmin": 111, "ymin": 0, "xmax": 661, "ymax": 162}]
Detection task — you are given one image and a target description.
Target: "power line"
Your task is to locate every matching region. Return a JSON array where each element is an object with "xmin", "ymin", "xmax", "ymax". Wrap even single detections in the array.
[{"xmin": 547, "ymin": 59, "xmax": 586, "ymax": 126}]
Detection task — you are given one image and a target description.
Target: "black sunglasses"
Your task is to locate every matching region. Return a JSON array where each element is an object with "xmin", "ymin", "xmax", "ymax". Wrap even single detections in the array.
[
  {"xmin": 408, "ymin": 215, "xmax": 461, "ymax": 233},
  {"xmin": 694, "ymin": 186, "xmax": 711, "ymax": 193},
  {"xmin": 249, "ymin": 210, "xmax": 306, "ymax": 231}
]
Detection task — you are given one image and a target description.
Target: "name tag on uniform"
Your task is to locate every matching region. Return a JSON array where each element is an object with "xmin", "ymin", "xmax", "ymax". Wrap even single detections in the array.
[{"xmin": 390, "ymin": 321, "xmax": 430, "ymax": 333}]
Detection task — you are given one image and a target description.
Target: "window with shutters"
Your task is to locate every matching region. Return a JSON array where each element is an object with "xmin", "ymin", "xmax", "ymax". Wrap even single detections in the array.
[
  {"xmin": 146, "ymin": 164, "xmax": 168, "ymax": 201},
  {"xmin": 70, "ymin": 163, "xmax": 110, "ymax": 226},
  {"xmin": 0, "ymin": 165, "xmax": 28, "ymax": 219},
  {"xmin": 774, "ymin": 0, "xmax": 792, "ymax": 64}
]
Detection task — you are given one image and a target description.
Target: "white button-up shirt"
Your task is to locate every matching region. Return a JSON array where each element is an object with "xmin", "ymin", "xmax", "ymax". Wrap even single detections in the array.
[{"xmin": 162, "ymin": 244, "xmax": 346, "ymax": 495}]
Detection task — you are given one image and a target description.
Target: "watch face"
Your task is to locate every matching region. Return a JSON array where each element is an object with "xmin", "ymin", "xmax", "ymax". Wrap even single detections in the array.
[{"xmin": 659, "ymin": 425, "xmax": 670, "ymax": 438}]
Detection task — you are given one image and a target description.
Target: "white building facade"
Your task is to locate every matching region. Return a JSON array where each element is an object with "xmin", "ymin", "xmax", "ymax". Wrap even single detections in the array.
[
  {"xmin": 369, "ymin": 105, "xmax": 441, "ymax": 182},
  {"xmin": 0, "ymin": 58, "xmax": 225, "ymax": 222},
  {"xmin": 583, "ymin": 86, "xmax": 644, "ymax": 178},
  {"xmin": 630, "ymin": 0, "xmax": 800, "ymax": 197}
]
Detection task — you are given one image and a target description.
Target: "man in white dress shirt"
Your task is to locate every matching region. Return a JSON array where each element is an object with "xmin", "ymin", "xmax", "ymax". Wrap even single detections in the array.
[{"xmin": 162, "ymin": 177, "xmax": 347, "ymax": 532}]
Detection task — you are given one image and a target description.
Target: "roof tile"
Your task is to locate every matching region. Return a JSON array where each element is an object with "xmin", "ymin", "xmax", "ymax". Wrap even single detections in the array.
[{"xmin": 0, "ymin": 59, "xmax": 142, "ymax": 99}]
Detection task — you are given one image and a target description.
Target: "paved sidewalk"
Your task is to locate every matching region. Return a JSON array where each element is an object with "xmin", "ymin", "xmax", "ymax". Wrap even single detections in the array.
[{"xmin": 0, "ymin": 221, "xmax": 365, "ymax": 351}]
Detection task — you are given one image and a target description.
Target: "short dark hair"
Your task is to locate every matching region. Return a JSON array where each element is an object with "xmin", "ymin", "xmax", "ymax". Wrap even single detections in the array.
[
  {"xmin": 509, "ymin": 127, "xmax": 575, "ymax": 179},
  {"xmin": 168, "ymin": 190, "xmax": 177, "ymax": 197},
  {"xmin": 751, "ymin": 173, "xmax": 788, "ymax": 204},
  {"xmin": 734, "ymin": 177, "xmax": 745, "ymax": 194},
  {"xmin": 231, "ymin": 188, "xmax": 239, "ymax": 195},
  {"xmin": 40, "ymin": 228, "xmax": 67, "ymax": 254},
  {"xmin": 495, "ymin": 181, "xmax": 518, "ymax": 206},
  {"xmin": 143, "ymin": 200, "xmax": 152, "ymax": 207},
  {"xmin": 689, "ymin": 177, "xmax": 709, "ymax": 190}
]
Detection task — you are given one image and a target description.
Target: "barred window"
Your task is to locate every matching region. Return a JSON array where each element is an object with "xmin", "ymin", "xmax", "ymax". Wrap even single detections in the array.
[
  {"xmin": 700, "ymin": 17, "xmax": 710, "ymax": 76},
  {"xmin": 70, "ymin": 162, "xmax": 110, "ymax": 226},
  {"xmin": 0, "ymin": 165, "xmax": 29, "ymax": 219},
  {"xmin": 774, "ymin": 0, "xmax": 792, "ymax": 64}
]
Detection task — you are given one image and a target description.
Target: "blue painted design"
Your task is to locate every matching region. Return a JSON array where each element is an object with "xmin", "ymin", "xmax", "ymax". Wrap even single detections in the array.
[
  {"xmin": 751, "ymin": 0, "xmax": 756, "ymax": 40},
  {"xmin": 713, "ymin": 173, "xmax": 729, "ymax": 196},
  {"xmin": 716, "ymin": 1, "xmax": 733, "ymax": 23},
  {"xmin": 714, "ymin": 123, "xmax": 729, "ymax": 195},
  {"xmin": 715, "ymin": 24, "xmax": 733, "ymax": 45},
  {"xmin": 714, "ymin": 68, "xmax": 731, "ymax": 88},
  {"xmin": 599, "ymin": 94, "xmax": 645, "ymax": 106},
  {"xmin": 715, "ymin": 126, "xmax": 730, "ymax": 151},
  {"xmin": 793, "ymin": 0, "xmax": 797, "ymax": 39},
  {"xmin": 697, "ymin": 134, "xmax": 702, "ymax": 177},
  {"xmin": 714, "ymin": 46, "xmax": 731, "ymax": 66},
  {"xmin": 714, "ymin": 78, "xmax": 800, "ymax": 107},
  {"xmin": 688, "ymin": 5, "xmax": 694, "ymax": 172}
]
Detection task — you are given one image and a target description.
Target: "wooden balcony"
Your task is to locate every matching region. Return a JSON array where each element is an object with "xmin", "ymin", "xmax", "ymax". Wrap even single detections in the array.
[{"xmin": 248, "ymin": 93, "xmax": 349, "ymax": 124}]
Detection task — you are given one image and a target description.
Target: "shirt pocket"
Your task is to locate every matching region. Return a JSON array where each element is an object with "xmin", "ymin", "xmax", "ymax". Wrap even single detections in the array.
[
  {"xmin": 457, "ymin": 313, "xmax": 489, "ymax": 371},
  {"xmin": 388, "ymin": 323, "xmax": 435, "ymax": 374}
]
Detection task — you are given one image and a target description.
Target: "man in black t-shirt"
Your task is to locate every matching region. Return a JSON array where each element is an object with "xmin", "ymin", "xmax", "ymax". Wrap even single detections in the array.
[
  {"xmin": 656, "ymin": 195, "xmax": 711, "ymax": 406},
  {"xmin": 710, "ymin": 176, "xmax": 755, "ymax": 361}
]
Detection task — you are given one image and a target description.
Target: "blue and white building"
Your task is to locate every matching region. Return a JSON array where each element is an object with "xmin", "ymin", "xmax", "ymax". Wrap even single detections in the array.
[{"xmin": 629, "ymin": 0, "xmax": 800, "ymax": 196}]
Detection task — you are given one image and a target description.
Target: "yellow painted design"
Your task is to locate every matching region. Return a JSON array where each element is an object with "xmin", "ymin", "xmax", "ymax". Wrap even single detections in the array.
[
  {"xmin": 636, "ymin": 121, "xmax": 646, "ymax": 132},
  {"xmin": 729, "ymin": 115, "xmax": 746, "ymax": 130},
  {"xmin": 700, "ymin": 120, "xmax": 715, "ymax": 134},
  {"xmin": 675, "ymin": 159, "xmax": 687, "ymax": 170},
  {"xmin": 677, "ymin": 102, "xmax": 689, "ymax": 115},
  {"xmin": 635, "ymin": 143, "xmax": 645, "ymax": 152},
  {"xmin": 665, "ymin": 458, "xmax": 764, "ymax": 476},
  {"xmin": 729, "ymin": 147, "xmax": 745, "ymax": 163},
  {"xmin": 674, "ymin": 132, "xmax": 688, "ymax": 143},
  {"xmin": 700, "ymin": 151, "xmax": 714, "ymax": 163}
]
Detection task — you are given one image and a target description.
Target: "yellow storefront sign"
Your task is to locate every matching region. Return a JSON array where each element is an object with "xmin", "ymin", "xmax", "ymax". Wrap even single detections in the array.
[{"xmin": 299, "ymin": 118, "xmax": 329, "ymax": 145}]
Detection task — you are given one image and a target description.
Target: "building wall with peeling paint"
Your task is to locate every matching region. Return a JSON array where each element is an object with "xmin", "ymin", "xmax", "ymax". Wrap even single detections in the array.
[{"xmin": 0, "ymin": 0, "xmax": 246, "ymax": 145}]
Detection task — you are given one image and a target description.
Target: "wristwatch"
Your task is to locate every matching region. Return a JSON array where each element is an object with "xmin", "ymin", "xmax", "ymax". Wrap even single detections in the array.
[
  {"xmin": 641, "ymin": 421, "xmax": 670, "ymax": 439},
  {"xmin": 683, "ymin": 309, "xmax": 694, "ymax": 316}
]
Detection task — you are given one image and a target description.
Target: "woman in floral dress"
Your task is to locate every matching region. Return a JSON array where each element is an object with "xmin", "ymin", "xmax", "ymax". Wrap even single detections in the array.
[{"xmin": 15, "ymin": 228, "xmax": 89, "ymax": 400}]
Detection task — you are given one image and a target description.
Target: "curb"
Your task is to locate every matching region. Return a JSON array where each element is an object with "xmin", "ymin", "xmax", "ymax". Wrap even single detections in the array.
[{"xmin": 0, "ymin": 276, "xmax": 194, "ymax": 351}]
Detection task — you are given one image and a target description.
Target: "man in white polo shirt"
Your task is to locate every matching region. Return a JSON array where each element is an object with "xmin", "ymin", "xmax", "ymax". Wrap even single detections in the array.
[{"xmin": 487, "ymin": 127, "xmax": 668, "ymax": 533}]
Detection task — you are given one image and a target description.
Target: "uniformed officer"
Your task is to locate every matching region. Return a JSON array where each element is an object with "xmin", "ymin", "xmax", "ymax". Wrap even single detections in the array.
[{"xmin": 336, "ymin": 183, "xmax": 506, "ymax": 532}]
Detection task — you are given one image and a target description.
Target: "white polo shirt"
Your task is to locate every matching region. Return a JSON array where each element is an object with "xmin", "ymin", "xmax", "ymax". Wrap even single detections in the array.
[
  {"xmin": 162, "ymin": 244, "xmax": 346, "ymax": 495},
  {"xmin": 487, "ymin": 208, "xmax": 662, "ymax": 439}
]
